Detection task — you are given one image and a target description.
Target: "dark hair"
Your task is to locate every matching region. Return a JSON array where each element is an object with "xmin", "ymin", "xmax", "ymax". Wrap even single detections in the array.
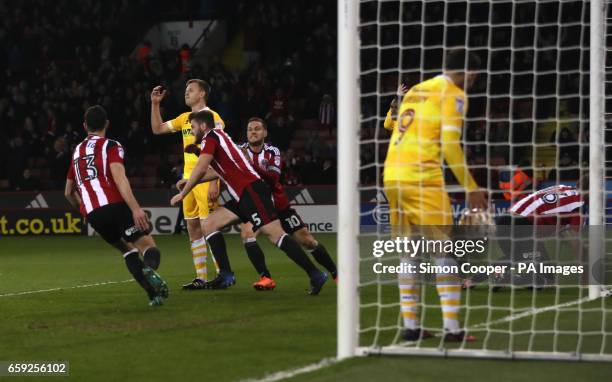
[
  {"xmin": 186, "ymin": 78, "xmax": 211, "ymax": 100},
  {"xmin": 84, "ymin": 105, "xmax": 108, "ymax": 132},
  {"xmin": 188, "ymin": 109, "xmax": 215, "ymax": 128},
  {"xmin": 444, "ymin": 48, "xmax": 482, "ymax": 72},
  {"xmin": 248, "ymin": 117, "xmax": 267, "ymax": 130}
]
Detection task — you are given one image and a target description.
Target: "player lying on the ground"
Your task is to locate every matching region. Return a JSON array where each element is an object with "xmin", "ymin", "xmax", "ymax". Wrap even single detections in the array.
[
  {"xmin": 465, "ymin": 174, "xmax": 586, "ymax": 290},
  {"xmin": 65, "ymin": 105, "xmax": 169, "ymax": 306},
  {"xmin": 237, "ymin": 117, "xmax": 338, "ymax": 291},
  {"xmin": 383, "ymin": 49, "xmax": 488, "ymax": 342},
  {"xmin": 151, "ymin": 80, "xmax": 224, "ymax": 290},
  {"xmin": 170, "ymin": 110, "xmax": 328, "ymax": 294}
]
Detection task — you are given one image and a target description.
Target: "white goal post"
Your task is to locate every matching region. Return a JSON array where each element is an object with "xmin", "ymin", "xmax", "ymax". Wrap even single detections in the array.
[{"xmin": 338, "ymin": 0, "xmax": 610, "ymax": 361}]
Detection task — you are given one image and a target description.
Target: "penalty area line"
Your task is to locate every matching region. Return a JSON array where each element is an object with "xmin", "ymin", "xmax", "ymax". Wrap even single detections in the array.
[
  {"xmin": 0, "ymin": 279, "xmax": 133, "ymax": 298},
  {"xmin": 240, "ymin": 357, "xmax": 339, "ymax": 382}
]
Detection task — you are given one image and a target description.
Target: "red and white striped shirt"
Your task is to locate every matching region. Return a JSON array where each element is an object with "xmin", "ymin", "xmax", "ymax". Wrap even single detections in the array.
[
  {"xmin": 200, "ymin": 128, "xmax": 260, "ymax": 200},
  {"xmin": 240, "ymin": 142, "xmax": 291, "ymax": 211},
  {"xmin": 509, "ymin": 185, "xmax": 583, "ymax": 225},
  {"xmin": 67, "ymin": 135, "xmax": 124, "ymax": 215}
]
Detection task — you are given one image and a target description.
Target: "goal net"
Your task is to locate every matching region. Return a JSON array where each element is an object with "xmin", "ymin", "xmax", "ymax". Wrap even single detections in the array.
[{"xmin": 338, "ymin": 0, "xmax": 612, "ymax": 361}]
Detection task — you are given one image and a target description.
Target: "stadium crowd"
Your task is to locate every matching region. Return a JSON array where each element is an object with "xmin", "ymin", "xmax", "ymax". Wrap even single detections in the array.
[
  {"xmin": 0, "ymin": 0, "xmax": 590, "ymax": 192},
  {"xmin": 0, "ymin": 0, "xmax": 337, "ymax": 191}
]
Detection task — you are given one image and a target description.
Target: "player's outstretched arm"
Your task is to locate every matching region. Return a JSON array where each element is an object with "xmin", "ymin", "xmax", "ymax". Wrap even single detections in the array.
[
  {"xmin": 176, "ymin": 167, "xmax": 219, "ymax": 191},
  {"xmin": 171, "ymin": 154, "xmax": 214, "ymax": 206},
  {"xmin": 64, "ymin": 179, "xmax": 80, "ymax": 210},
  {"xmin": 109, "ymin": 162, "xmax": 149, "ymax": 230},
  {"xmin": 150, "ymin": 86, "xmax": 172, "ymax": 135}
]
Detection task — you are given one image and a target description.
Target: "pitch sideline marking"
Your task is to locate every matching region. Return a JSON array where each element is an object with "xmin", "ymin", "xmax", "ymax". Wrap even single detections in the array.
[
  {"xmin": 239, "ymin": 358, "xmax": 339, "ymax": 382},
  {"xmin": 0, "ymin": 279, "xmax": 133, "ymax": 298}
]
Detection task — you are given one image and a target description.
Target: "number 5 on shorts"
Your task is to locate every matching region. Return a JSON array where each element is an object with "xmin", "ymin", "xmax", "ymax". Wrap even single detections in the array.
[{"xmin": 251, "ymin": 213, "xmax": 262, "ymax": 226}]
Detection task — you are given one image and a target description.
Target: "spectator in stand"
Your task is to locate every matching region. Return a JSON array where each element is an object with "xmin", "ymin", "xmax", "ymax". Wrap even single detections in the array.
[
  {"xmin": 15, "ymin": 169, "xmax": 40, "ymax": 192},
  {"xmin": 8, "ymin": 136, "xmax": 27, "ymax": 189},
  {"xmin": 126, "ymin": 120, "xmax": 146, "ymax": 158},
  {"xmin": 320, "ymin": 159, "xmax": 335, "ymax": 184},
  {"xmin": 305, "ymin": 130, "xmax": 332, "ymax": 160},
  {"xmin": 243, "ymin": 16, "xmax": 261, "ymax": 67},
  {"xmin": 135, "ymin": 40, "xmax": 152, "ymax": 69},
  {"xmin": 552, "ymin": 127, "xmax": 579, "ymax": 164},
  {"xmin": 178, "ymin": 44, "xmax": 191, "ymax": 73},
  {"xmin": 267, "ymin": 87, "xmax": 291, "ymax": 121},
  {"xmin": 549, "ymin": 152, "xmax": 580, "ymax": 182},
  {"xmin": 48, "ymin": 137, "xmax": 70, "ymax": 189},
  {"xmin": 268, "ymin": 115, "xmax": 293, "ymax": 150},
  {"xmin": 318, "ymin": 94, "xmax": 335, "ymax": 135},
  {"xmin": 239, "ymin": 85, "xmax": 266, "ymax": 127},
  {"xmin": 298, "ymin": 153, "xmax": 320, "ymax": 185},
  {"xmin": 284, "ymin": 167, "xmax": 300, "ymax": 186}
]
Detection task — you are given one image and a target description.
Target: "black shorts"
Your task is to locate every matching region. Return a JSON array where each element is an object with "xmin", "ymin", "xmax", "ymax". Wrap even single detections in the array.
[
  {"xmin": 223, "ymin": 180, "xmax": 278, "ymax": 231},
  {"xmin": 279, "ymin": 207, "xmax": 306, "ymax": 234},
  {"xmin": 87, "ymin": 202, "xmax": 149, "ymax": 244}
]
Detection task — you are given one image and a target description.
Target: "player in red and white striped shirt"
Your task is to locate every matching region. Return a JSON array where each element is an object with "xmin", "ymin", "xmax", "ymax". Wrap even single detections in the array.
[
  {"xmin": 237, "ymin": 118, "xmax": 337, "ymax": 291},
  {"xmin": 65, "ymin": 105, "xmax": 168, "ymax": 306},
  {"xmin": 170, "ymin": 110, "xmax": 328, "ymax": 294},
  {"xmin": 491, "ymin": 177, "xmax": 587, "ymax": 289},
  {"xmin": 507, "ymin": 184, "xmax": 583, "ymax": 226}
]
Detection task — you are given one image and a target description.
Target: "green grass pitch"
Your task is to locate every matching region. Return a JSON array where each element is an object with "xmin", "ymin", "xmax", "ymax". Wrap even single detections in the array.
[{"xmin": 1, "ymin": 235, "xmax": 612, "ymax": 381}]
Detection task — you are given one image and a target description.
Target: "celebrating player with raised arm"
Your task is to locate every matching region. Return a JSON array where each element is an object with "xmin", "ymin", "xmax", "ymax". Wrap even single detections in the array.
[
  {"xmin": 383, "ymin": 49, "xmax": 487, "ymax": 342},
  {"xmin": 150, "ymin": 79, "xmax": 223, "ymax": 290},
  {"xmin": 237, "ymin": 118, "xmax": 338, "ymax": 291},
  {"xmin": 65, "ymin": 105, "xmax": 168, "ymax": 306},
  {"xmin": 170, "ymin": 110, "xmax": 329, "ymax": 294}
]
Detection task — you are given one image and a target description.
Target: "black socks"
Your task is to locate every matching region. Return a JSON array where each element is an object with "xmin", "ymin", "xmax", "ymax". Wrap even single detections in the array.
[
  {"xmin": 311, "ymin": 243, "xmax": 337, "ymax": 279},
  {"xmin": 123, "ymin": 250, "xmax": 155, "ymax": 298},
  {"xmin": 244, "ymin": 240, "xmax": 271, "ymax": 278},
  {"xmin": 206, "ymin": 231, "xmax": 233, "ymax": 273},
  {"xmin": 143, "ymin": 247, "xmax": 161, "ymax": 270},
  {"xmin": 277, "ymin": 234, "xmax": 319, "ymax": 277}
]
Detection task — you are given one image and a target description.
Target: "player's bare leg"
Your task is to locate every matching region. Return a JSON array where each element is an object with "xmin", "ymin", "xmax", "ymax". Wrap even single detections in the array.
[
  {"xmin": 259, "ymin": 220, "xmax": 328, "ymax": 295},
  {"xmin": 292, "ymin": 228, "xmax": 338, "ymax": 282},
  {"xmin": 241, "ymin": 222, "xmax": 275, "ymax": 290}
]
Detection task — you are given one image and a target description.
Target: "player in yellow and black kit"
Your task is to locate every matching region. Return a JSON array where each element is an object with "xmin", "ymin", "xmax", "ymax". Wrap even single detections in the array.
[
  {"xmin": 383, "ymin": 50, "xmax": 487, "ymax": 342},
  {"xmin": 151, "ymin": 79, "xmax": 226, "ymax": 289}
]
